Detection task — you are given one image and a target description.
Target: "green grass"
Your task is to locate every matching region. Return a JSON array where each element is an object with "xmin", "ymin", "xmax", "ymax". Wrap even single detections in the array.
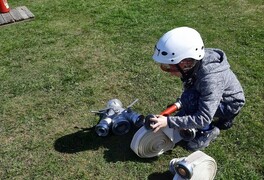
[{"xmin": 1, "ymin": 0, "xmax": 263, "ymax": 179}]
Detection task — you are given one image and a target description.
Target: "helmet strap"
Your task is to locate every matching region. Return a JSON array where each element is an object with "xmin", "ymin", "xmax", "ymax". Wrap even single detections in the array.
[
  {"xmin": 175, "ymin": 64, "xmax": 188, "ymax": 78},
  {"xmin": 179, "ymin": 60, "xmax": 201, "ymax": 89}
]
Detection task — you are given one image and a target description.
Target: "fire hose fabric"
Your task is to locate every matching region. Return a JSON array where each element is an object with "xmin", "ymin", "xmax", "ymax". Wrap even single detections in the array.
[
  {"xmin": 130, "ymin": 126, "xmax": 180, "ymax": 158},
  {"xmin": 169, "ymin": 151, "xmax": 217, "ymax": 180}
]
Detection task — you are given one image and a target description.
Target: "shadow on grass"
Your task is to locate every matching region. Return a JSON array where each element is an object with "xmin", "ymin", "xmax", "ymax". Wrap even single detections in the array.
[
  {"xmin": 148, "ymin": 170, "xmax": 174, "ymax": 180},
  {"xmin": 54, "ymin": 126, "xmax": 157, "ymax": 163}
]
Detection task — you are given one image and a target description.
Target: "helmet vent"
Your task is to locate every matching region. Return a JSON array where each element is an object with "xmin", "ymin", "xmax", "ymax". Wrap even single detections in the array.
[
  {"xmin": 195, "ymin": 48, "xmax": 198, "ymax": 51},
  {"xmin": 171, "ymin": 59, "xmax": 174, "ymax": 62},
  {"xmin": 161, "ymin": 51, "xmax": 168, "ymax": 56}
]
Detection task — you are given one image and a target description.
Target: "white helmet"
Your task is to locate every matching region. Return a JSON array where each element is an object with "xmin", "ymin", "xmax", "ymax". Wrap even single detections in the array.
[{"xmin": 152, "ymin": 27, "xmax": 205, "ymax": 64}]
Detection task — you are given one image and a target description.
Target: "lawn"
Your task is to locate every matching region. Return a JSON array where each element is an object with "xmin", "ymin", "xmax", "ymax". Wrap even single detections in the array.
[{"xmin": 0, "ymin": 0, "xmax": 263, "ymax": 179}]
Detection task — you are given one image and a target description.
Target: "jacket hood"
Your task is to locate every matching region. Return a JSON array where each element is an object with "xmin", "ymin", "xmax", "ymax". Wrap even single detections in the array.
[{"xmin": 198, "ymin": 48, "xmax": 230, "ymax": 76}]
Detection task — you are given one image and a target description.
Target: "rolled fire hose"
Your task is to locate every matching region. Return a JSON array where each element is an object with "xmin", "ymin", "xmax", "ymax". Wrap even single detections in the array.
[
  {"xmin": 130, "ymin": 126, "xmax": 176, "ymax": 158},
  {"xmin": 169, "ymin": 151, "xmax": 217, "ymax": 180},
  {"xmin": 130, "ymin": 102, "xmax": 182, "ymax": 158}
]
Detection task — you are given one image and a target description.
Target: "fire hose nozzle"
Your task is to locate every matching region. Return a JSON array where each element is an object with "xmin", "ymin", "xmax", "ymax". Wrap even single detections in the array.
[
  {"xmin": 144, "ymin": 99, "xmax": 182, "ymax": 130},
  {"xmin": 160, "ymin": 101, "xmax": 181, "ymax": 116}
]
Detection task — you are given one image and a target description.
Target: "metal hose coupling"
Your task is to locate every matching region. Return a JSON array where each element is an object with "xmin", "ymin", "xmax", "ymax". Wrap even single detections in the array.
[
  {"xmin": 179, "ymin": 128, "xmax": 197, "ymax": 141},
  {"xmin": 111, "ymin": 114, "xmax": 131, "ymax": 135},
  {"xmin": 169, "ymin": 151, "xmax": 217, "ymax": 180},
  {"xmin": 93, "ymin": 99, "xmax": 144, "ymax": 136},
  {"xmin": 95, "ymin": 117, "xmax": 112, "ymax": 137},
  {"xmin": 144, "ymin": 114, "xmax": 156, "ymax": 130}
]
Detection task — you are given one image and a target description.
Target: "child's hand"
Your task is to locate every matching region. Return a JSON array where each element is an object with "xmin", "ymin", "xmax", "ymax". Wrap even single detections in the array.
[{"xmin": 150, "ymin": 115, "xmax": 168, "ymax": 133}]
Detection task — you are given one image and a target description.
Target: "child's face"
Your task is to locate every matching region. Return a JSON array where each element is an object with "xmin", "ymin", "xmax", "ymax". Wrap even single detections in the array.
[
  {"xmin": 160, "ymin": 58, "xmax": 195, "ymax": 77},
  {"xmin": 160, "ymin": 64, "xmax": 182, "ymax": 77}
]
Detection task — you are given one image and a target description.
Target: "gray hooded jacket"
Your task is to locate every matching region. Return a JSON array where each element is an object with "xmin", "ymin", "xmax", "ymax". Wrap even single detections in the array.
[{"xmin": 167, "ymin": 48, "xmax": 245, "ymax": 129}]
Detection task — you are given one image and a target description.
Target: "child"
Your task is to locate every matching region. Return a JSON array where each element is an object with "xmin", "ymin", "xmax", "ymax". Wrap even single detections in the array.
[{"xmin": 149, "ymin": 27, "xmax": 245, "ymax": 151}]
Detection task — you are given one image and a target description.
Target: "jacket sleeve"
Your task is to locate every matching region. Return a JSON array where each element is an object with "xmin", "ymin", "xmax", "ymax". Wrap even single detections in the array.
[{"xmin": 167, "ymin": 73, "xmax": 225, "ymax": 129}]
